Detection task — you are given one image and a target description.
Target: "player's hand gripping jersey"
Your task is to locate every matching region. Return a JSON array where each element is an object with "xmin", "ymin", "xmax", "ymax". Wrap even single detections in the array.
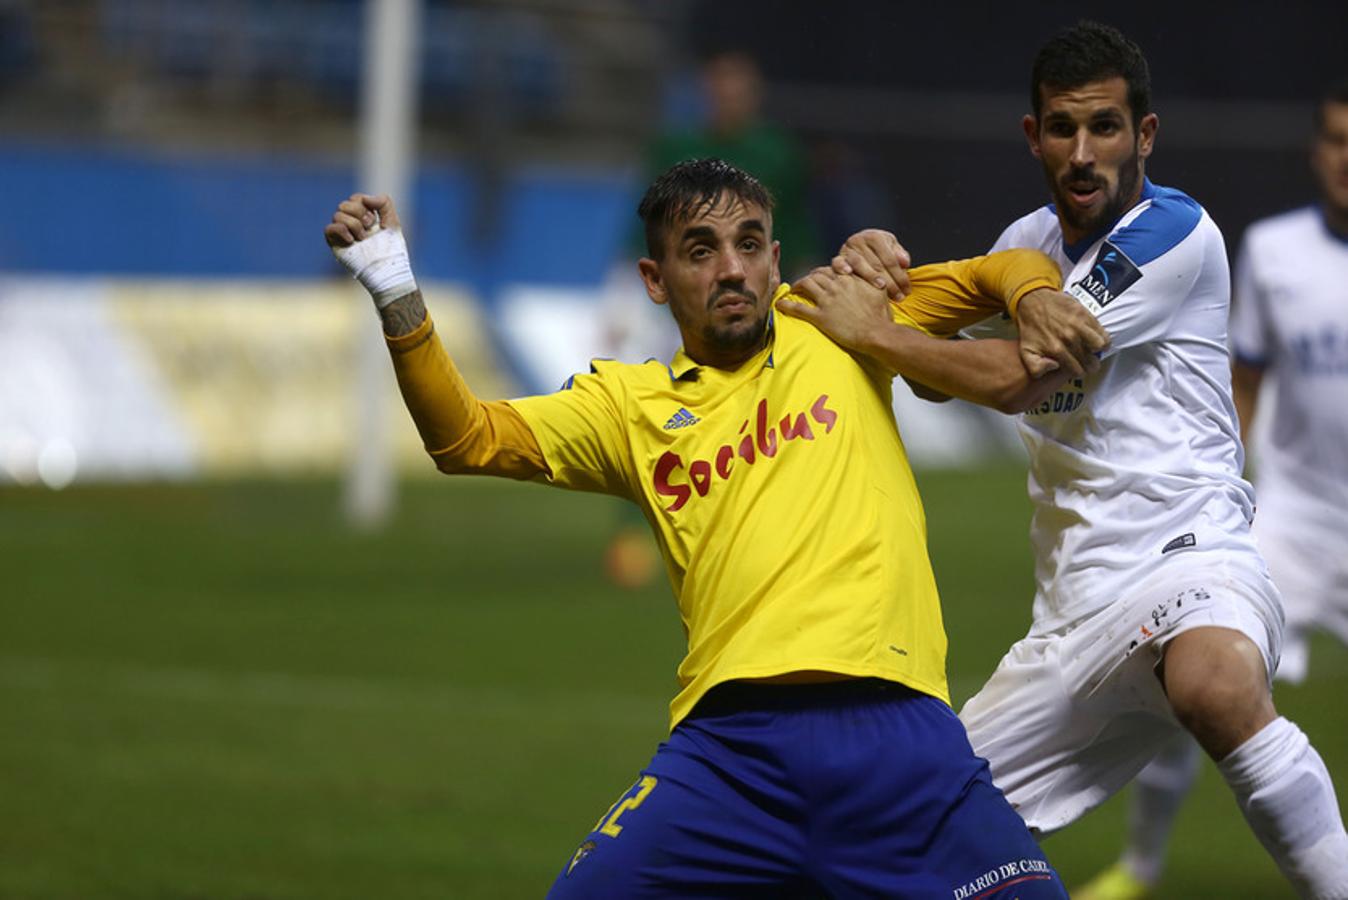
[
  {"xmin": 985, "ymin": 179, "xmax": 1261, "ymax": 627},
  {"xmin": 386, "ymin": 252, "xmax": 1059, "ymax": 727}
]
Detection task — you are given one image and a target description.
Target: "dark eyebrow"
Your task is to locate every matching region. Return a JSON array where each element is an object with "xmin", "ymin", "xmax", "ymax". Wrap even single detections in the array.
[
  {"xmin": 738, "ymin": 219, "xmax": 767, "ymax": 236},
  {"xmin": 678, "ymin": 225, "xmax": 717, "ymax": 246},
  {"xmin": 677, "ymin": 219, "xmax": 768, "ymax": 246},
  {"xmin": 1043, "ymin": 107, "xmax": 1125, "ymax": 127}
]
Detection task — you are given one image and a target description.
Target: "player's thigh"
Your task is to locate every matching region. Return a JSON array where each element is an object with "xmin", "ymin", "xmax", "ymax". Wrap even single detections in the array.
[
  {"xmin": 1258, "ymin": 519, "xmax": 1348, "ymax": 632},
  {"xmin": 960, "ymin": 627, "xmax": 1179, "ymax": 833},
  {"xmin": 959, "ymin": 635, "xmax": 1079, "ymax": 805},
  {"xmin": 820, "ymin": 696, "xmax": 1067, "ymax": 899},
  {"xmin": 933, "ymin": 771, "xmax": 1068, "ymax": 899},
  {"xmin": 546, "ymin": 748, "xmax": 813, "ymax": 899},
  {"xmin": 1258, "ymin": 512, "xmax": 1348, "ymax": 678}
]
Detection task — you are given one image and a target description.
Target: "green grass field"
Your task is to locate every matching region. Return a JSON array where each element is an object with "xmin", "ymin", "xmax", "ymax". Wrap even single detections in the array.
[{"xmin": 2, "ymin": 467, "xmax": 1344, "ymax": 898}]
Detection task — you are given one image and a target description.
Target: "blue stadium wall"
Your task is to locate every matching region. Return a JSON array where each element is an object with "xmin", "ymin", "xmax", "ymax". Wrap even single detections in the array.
[{"xmin": 0, "ymin": 143, "xmax": 637, "ymax": 287}]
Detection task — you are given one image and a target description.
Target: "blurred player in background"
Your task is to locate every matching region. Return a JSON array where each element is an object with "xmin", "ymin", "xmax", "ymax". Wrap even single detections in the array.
[
  {"xmin": 602, "ymin": 49, "xmax": 822, "ymax": 589},
  {"xmin": 644, "ymin": 49, "xmax": 820, "ymax": 277},
  {"xmin": 1075, "ymin": 76, "xmax": 1348, "ymax": 900},
  {"xmin": 604, "ymin": 48, "xmax": 821, "ymax": 368},
  {"xmin": 801, "ymin": 22, "xmax": 1348, "ymax": 898},
  {"xmin": 325, "ymin": 158, "xmax": 1090, "ymax": 897}
]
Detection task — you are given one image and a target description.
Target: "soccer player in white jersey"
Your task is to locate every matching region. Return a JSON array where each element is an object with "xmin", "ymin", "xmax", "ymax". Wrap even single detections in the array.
[
  {"xmin": 1074, "ymin": 76, "xmax": 1348, "ymax": 900},
  {"xmin": 786, "ymin": 21, "xmax": 1348, "ymax": 899}
]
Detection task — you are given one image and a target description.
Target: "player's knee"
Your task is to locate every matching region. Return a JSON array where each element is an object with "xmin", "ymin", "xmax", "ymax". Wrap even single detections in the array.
[
  {"xmin": 1162, "ymin": 632, "xmax": 1275, "ymax": 756},
  {"xmin": 1168, "ymin": 676, "xmax": 1245, "ymax": 734}
]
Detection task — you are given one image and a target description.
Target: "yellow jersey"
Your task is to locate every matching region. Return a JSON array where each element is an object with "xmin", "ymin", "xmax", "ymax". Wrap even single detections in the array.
[{"xmin": 386, "ymin": 250, "xmax": 1060, "ymax": 729}]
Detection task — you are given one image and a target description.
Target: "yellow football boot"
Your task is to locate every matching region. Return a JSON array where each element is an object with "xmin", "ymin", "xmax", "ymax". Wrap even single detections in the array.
[{"xmin": 1072, "ymin": 863, "xmax": 1155, "ymax": 900}]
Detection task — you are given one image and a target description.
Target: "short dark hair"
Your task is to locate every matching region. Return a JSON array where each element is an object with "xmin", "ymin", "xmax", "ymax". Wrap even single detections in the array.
[
  {"xmin": 1031, "ymin": 20, "xmax": 1151, "ymax": 128},
  {"xmin": 638, "ymin": 158, "xmax": 774, "ymax": 260},
  {"xmin": 1314, "ymin": 76, "xmax": 1348, "ymax": 132}
]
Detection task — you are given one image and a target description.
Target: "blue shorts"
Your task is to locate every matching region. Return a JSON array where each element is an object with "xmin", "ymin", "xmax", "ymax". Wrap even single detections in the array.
[{"xmin": 547, "ymin": 679, "xmax": 1065, "ymax": 899}]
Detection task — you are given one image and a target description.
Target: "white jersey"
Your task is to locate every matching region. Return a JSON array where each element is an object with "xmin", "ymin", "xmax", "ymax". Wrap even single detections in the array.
[
  {"xmin": 1229, "ymin": 206, "xmax": 1348, "ymax": 536},
  {"xmin": 990, "ymin": 179, "xmax": 1259, "ymax": 627}
]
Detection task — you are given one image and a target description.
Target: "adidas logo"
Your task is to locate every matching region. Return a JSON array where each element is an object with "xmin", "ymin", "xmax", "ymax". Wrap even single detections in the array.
[{"xmin": 663, "ymin": 407, "xmax": 700, "ymax": 430}]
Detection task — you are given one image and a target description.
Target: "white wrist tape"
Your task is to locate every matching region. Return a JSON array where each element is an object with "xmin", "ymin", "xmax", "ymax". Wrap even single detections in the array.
[{"xmin": 331, "ymin": 225, "xmax": 418, "ymax": 308}]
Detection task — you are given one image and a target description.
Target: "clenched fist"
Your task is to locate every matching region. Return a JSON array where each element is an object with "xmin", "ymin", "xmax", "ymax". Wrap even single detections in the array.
[{"xmin": 325, "ymin": 193, "xmax": 417, "ymax": 309}]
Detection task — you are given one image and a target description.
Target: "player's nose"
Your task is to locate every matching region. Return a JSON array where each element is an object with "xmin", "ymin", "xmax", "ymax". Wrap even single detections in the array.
[
  {"xmin": 717, "ymin": 250, "xmax": 747, "ymax": 281},
  {"xmin": 1069, "ymin": 131, "xmax": 1094, "ymax": 166}
]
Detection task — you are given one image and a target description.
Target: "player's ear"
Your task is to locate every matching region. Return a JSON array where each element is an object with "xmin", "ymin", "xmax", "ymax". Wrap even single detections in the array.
[
  {"xmin": 770, "ymin": 240, "xmax": 782, "ymax": 293},
  {"xmin": 1022, "ymin": 114, "xmax": 1042, "ymax": 159},
  {"xmin": 638, "ymin": 258, "xmax": 668, "ymax": 306},
  {"xmin": 1137, "ymin": 112, "xmax": 1159, "ymax": 160}
]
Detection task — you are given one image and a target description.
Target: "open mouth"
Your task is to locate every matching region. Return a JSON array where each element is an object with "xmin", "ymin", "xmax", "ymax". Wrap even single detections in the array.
[
  {"xmin": 1067, "ymin": 183, "xmax": 1099, "ymax": 203},
  {"xmin": 1066, "ymin": 183, "xmax": 1102, "ymax": 205}
]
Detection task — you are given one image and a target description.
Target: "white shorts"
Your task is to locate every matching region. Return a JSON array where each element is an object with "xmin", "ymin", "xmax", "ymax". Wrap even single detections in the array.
[
  {"xmin": 958, "ymin": 552, "xmax": 1284, "ymax": 835},
  {"xmin": 1255, "ymin": 508, "xmax": 1348, "ymax": 684}
]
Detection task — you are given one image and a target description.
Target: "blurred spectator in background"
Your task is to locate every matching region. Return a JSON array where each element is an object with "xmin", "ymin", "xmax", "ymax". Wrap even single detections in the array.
[
  {"xmin": 601, "ymin": 48, "xmax": 823, "ymax": 589},
  {"xmin": 1076, "ymin": 75, "xmax": 1348, "ymax": 900},
  {"xmin": 604, "ymin": 47, "xmax": 823, "ymax": 366},
  {"xmin": 808, "ymin": 139, "xmax": 900, "ymax": 264},
  {"xmin": 645, "ymin": 49, "xmax": 820, "ymax": 278}
]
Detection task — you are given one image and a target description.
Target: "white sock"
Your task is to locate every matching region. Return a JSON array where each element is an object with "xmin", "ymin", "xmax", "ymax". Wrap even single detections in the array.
[
  {"xmin": 1218, "ymin": 717, "xmax": 1348, "ymax": 899},
  {"xmin": 1120, "ymin": 733, "xmax": 1203, "ymax": 885}
]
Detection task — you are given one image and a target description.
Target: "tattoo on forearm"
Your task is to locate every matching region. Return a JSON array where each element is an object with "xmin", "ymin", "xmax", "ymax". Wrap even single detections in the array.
[{"xmin": 380, "ymin": 290, "xmax": 428, "ymax": 337}]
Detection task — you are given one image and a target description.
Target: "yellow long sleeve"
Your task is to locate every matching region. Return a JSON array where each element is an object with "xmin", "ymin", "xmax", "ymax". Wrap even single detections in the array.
[
  {"xmin": 897, "ymin": 248, "xmax": 1061, "ymax": 336},
  {"xmin": 385, "ymin": 315, "xmax": 549, "ymax": 479}
]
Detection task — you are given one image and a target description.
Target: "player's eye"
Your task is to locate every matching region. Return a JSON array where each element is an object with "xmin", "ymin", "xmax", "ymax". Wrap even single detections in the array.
[
  {"xmin": 739, "ymin": 239, "xmax": 760, "ymax": 253},
  {"xmin": 1093, "ymin": 120, "xmax": 1121, "ymax": 135}
]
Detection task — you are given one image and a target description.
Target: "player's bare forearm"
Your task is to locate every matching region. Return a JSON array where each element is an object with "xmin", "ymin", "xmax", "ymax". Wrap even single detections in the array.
[
  {"xmin": 380, "ymin": 290, "xmax": 427, "ymax": 338},
  {"xmin": 859, "ymin": 323, "xmax": 1070, "ymax": 414},
  {"xmin": 903, "ymin": 375, "xmax": 953, "ymax": 403},
  {"xmin": 781, "ymin": 267, "xmax": 1066, "ymax": 412},
  {"xmin": 1232, "ymin": 361, "xmax": 1264, "ymax": 450}
]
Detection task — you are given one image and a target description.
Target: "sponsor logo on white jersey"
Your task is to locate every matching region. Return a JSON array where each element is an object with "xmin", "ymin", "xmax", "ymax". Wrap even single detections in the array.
[{"xmin": 1069, "ymin": 240, "xmax": 1143, "ymax": 314}]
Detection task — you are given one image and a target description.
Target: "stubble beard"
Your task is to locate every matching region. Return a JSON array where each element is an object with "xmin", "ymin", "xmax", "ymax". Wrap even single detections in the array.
[
  {"xmin": 666, "ymin": 284, "xmax": 769, "ymax": 364},
  {"xmin": 701, "ymin": 284, "xmax": 768, "ymax": 357},
  {"xmin": 704, "ymin": 314, "xmax": 768, "ymax": 357},
  {"xmin": 1051, "ymin": 144, "xmax": 1142, "ymax": 239}
]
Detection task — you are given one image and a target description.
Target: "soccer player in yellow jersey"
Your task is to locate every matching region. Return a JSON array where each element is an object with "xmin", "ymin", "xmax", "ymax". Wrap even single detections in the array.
[{"xmin": 324, "ymin": 159, "xmax": 1085, "ymax": 898}]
